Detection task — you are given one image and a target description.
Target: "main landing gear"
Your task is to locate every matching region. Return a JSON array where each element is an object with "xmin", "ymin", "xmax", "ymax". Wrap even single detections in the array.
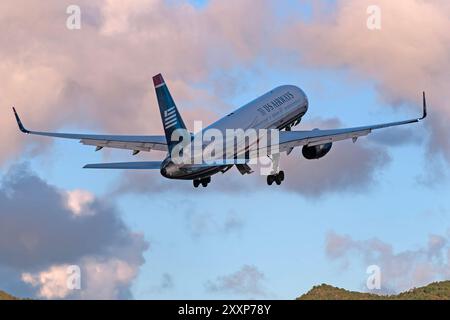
[
  {"xmin": 267, "ymin": 171, "xmax": 284, "ymax": 186},
  {"xmin": 193, "ymin": 177, "xmax": 211, "ymax": 188},
  {"xmin": 266, "ymin": 153, "xmax": 285, "ymax": 186}
]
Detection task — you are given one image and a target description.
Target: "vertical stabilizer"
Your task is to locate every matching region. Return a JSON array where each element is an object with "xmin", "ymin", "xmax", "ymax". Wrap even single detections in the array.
[{"xmin": 153, "ymin": 74, "xmax": 188, "ymax": 152}]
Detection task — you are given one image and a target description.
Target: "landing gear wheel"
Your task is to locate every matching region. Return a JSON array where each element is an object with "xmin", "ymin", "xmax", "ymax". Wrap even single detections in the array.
[
  {"xmin": 267, "ymin": 171, "xmax": 285, "ymax": 186},
  {"xmin": 201, "ymin": 180, "xmax": 208, "ymax": 188},
  {"xmin": 193, "ymin": 180, "xmax": 200, "ymax": 188},
  {"xmin": 279, "ymin": 171, "xmax": 285, "ymax": 182},
  {"xmin": 275, "ymin": 175, "xmax": 282, "ymax": 185}
]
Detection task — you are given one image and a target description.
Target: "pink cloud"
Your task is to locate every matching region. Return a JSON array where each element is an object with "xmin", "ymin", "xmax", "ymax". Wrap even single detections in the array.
[
  {"xmin": 281, "ymin": 0, "xmax": 450, "ymax": 163},
  {"xmin": 1, "ymin": 0, "xmax": 273, "ymax": 163}
]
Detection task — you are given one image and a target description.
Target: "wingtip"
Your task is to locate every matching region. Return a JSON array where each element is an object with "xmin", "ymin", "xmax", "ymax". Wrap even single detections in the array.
[
  {"xmin": 12, "ymin": 107, "xmax": 19, "ymax": 120},
  {"xmin": 421, "ymin": 91, "xmax": 427, "ymax": 120},
  {"xmin": 12, "ymin": 107, "xmax": 29, "ymax": 133}
]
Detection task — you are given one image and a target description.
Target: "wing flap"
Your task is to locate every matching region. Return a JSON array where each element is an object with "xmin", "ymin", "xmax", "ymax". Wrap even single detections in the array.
[
  {"xmin": 277, "ymin": 128, "xmax": 372, "ymax": 152},
  {"xmin": 80, "ymin": 138, "xmax": 167, "ymax": 152}
]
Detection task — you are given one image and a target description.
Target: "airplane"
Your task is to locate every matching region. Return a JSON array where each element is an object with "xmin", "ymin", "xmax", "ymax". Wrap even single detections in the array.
[{"xmin": 13, "ymin": 73, "xmax": 427, "ymax": 188}]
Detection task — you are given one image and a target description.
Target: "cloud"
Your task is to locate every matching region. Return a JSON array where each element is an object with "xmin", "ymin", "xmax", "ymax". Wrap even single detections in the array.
[
  {"xmin": 99, "ymin": 0, "xmax": 158, "ymax": 36},
  {"xmin": 282, "ymin": 0, "xmax": 450, "ymax": 164},
  {"xmin": 22, "ymin": 256, "xmax": 143, "ymax": 299},
  {"xmin": 0, "ymin": 164, "xmax": 149, "ymax": 299},
  {"xmin": 282, "ymin": 142, "xmax": 389, "ymax": 197},
  {"xmin": 368, "ymin": 127, "xmax": 423, "ymax": 147},
  {"xmin": 280, "ymin": 118, "xmax": 391, "ymax": 197},
  {"xmin": 65, "ymin": 189, "xmax": 95, "ymax": 216},
  {"xmin": 22, "ymin": 264, "xmax": 75, "ymax": 299},
  {"xmin": 205, "ymin": 265, "xmax": 268, "ymax": 297},
  {"xmin": 0, "ymin": 0, "xmax": 273, "ymax": 164},
  {"xmin": 325, "ymin": 230, "xmax": 450, "ymax": 293},
  {"xmin": 78, "ymin": 256, "xmax": 140, "ymax": 300}
]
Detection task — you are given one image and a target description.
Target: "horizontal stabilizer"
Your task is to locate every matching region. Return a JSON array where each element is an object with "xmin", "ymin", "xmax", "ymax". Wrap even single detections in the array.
[{"xmin": 83, "ymin": 161, "xmax": 162, "ymax": 170}]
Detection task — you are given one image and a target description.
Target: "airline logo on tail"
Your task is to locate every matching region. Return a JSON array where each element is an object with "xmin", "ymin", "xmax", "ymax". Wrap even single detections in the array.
[{"xmin": 164, "ymin": 106, "xmax": 178, "ymax": 129}]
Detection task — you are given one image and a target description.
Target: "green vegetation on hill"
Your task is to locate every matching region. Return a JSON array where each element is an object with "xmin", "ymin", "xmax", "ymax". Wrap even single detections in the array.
[
  {"xmin": 2, "ymin": 281, "xmax": 450, "ymax": 300},
  {"xmin": 298, "ymin": 281, "xmax": 450, "ymax": 300},
  {"xmin": 0, "ymin": 290, "xmax": 18, "ymax": 300}
]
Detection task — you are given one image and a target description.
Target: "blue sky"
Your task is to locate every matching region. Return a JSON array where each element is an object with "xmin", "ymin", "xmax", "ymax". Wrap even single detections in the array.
[{"xmin": 2, "ymin": 0, "xmax": 450, "ymax": 299}]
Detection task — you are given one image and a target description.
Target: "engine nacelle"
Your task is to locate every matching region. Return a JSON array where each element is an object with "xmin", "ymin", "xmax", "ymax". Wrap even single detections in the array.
[{"xmin": 302, "ymin": 143, "xmax": 333, "ymax": 160}]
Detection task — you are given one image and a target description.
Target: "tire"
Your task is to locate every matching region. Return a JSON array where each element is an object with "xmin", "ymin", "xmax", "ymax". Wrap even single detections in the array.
[
  {"xmin": 279, "ymin": 171, "xmax": 285, "ymax": 181},
  {"xmin": 193, "ymin": 180, "xmax": 200, "ymax": 188},
  {"xmin": 275, "ymin": 175, "xmax": 282, "ymax": 185},
  {"xmin": 267, "ymin": 175, "xmax": 274, "ymax": 186},
  {"xmin": 201, "ymin": 180, "xmax": 208, "ymax": 187}
]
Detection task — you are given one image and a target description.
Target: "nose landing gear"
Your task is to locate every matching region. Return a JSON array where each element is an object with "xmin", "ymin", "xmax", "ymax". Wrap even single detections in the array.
[{"xmin": 193, "ymin": 177, "xmax": 211, "ymax": 188}]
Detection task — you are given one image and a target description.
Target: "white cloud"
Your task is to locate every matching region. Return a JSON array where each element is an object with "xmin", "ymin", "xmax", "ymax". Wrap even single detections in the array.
[
  {"xmin": 79, "ymin": 257, "xmax": 138, "ymax": 300},
  {"xmin": 21, "ymin": 257, "xmax": 139, "ymax": 299},
  {"xmin": 65, "ymin": 189, "xmax": 95, "ymax": 216},
  {"xmin": 22, "ymin": 264, "xmax": 73, "ymax": 299},
  {"xmin": 325, "ymin": 231, "xmax": 450, "ymax": 293},
  {"xmin": 0, "ymin": 164, "xmax": 149, "ymax": 299}
]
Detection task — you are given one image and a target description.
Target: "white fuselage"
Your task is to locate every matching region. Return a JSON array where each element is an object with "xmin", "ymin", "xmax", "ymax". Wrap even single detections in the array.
[{"xmin": 161, "ymin": 85, "xmax": 309, "ymax": 179}]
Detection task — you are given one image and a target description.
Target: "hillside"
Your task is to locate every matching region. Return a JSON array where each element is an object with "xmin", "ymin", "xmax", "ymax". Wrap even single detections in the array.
[
  {"xmin": 3, "ymin": 281, "xmax": 450, "ymax": 300},
  {"xmin": 0, "ymin": 290, "xmax": 18, "ymax": 300},
  {"xmin": 298, "ymin": 281, "xmax": 450, "ymax": 300}
]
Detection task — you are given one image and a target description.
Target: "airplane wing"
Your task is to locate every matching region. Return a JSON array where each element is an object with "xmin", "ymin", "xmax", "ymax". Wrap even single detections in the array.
[
  {"xmin": 12, "ymin": 108, "xmax": 168, "ymax": 153},
  {"xmin": 266, "ymin": 92, "xmax": 428, "ymax": 154}
]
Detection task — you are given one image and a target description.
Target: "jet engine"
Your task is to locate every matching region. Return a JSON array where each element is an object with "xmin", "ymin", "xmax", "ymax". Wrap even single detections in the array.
[{"xmin": 302, "ymin": 143, "xmax": 332, "ymax": 160}]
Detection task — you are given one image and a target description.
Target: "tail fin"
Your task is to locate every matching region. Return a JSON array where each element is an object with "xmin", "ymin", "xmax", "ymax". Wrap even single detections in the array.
[{"xmin": 153, "ymin": 74, "xmax": 187, "ymax": 152}]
